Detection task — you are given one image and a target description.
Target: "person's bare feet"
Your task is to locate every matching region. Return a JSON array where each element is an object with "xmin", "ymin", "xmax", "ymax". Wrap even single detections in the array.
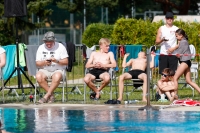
[
  {"xmin": 174, "ymin": 95, "xmax": 178, "ymax": 100},
  {"xmin": 117, "ymin": 98, "xmax": 122, "ymax": 101},
  {"xmin": 95, "ymin": 91, "xmax": 101, "ymax": 99},
  {"xmin": 142, "ymin": 99, "xmax": 147, "ymax": 102}
]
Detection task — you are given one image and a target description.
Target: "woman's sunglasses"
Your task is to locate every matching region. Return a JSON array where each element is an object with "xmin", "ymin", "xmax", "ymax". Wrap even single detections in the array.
[{"xmin": 161, "ymin": 73, "xmax": 169, "ymax": 77}]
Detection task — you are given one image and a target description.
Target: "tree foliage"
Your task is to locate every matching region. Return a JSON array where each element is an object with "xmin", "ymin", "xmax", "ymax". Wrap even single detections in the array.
[
  {"xmin": 0, "ymin": 0, "xmax": 53, "ymax": 45},
  {"xmin": 82, "ymin": 23, "xmax": 113, "ymax": 47},
  {"xmin": 57, "ymin": 0, "xmax": 84, "ymax": 13},
  {"xmin": 82, "ymin": 18, "xmax": 200, "ymax": 54},
  {"xmin": 153, "ymin": 0, "xmax": 199, "ymax": 14}
]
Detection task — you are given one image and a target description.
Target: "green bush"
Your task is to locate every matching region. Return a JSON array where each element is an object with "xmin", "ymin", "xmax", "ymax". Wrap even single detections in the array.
[
  {"xmin": 82, "ymin": 23, "xmax": 114, "ymax": 47},
  {"xmin": 112, "ymin": 18, "xmax": 162, "ymax": 47},
  {"xmin": 174, "ymin": 21, "xmax": 200, "ymax": 54},
  {"xmin": 82, "ymin": 18, "xmax": 200, "ymax": 54}
]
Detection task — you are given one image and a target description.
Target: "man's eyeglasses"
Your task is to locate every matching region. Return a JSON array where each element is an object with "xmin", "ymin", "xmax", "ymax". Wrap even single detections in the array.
[{"xmin": 161, "ymin": 73, "xmax": 169, "ymax": 77}]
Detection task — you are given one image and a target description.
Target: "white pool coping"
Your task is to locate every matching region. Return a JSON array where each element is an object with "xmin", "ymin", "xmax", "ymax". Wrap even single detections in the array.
[{"xmin": 0, "ymin": 104, "xmax": 200, "ymax": 111}]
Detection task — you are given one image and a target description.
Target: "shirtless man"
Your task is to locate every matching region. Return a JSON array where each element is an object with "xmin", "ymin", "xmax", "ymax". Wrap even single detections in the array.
[
  {"xmin": 157, "ymin": 68, "xmax": 177, "ymax": 101},
  {"xmin": 83, "ymin": 38, "xmax": 116, "ymax": 100},
  {"xmin": 116, "ymin": 52, "xmax": 155, "ymax": 103}
]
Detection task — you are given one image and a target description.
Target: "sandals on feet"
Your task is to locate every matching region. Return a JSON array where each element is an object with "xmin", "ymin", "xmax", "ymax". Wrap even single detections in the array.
[
  {"xmin": 104, "ymin": 99, "xmax": 121, "ymax": 104},
  {"xmin": 90, "ymin": 93, "xmax": 96, "ymax": 100},
  {"xmin": 38, "ymin": 98, "xmax": 48, "ymax": 104},
  {"xmin": 48, "ymin": 95, "xmax": 55, "ymax": 103},
  {"xmin": 90, "ymin": 92, "xmax": 101, "ymax": 100},
  {"xmin": 94, "ymin": 97, "xmax": 99, "ymax": 100}
]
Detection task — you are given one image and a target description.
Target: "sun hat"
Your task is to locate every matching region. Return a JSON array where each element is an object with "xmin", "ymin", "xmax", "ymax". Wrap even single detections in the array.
[{"xmin": 42, "ymin": 31, "xmax": 56, "ymax": 41}]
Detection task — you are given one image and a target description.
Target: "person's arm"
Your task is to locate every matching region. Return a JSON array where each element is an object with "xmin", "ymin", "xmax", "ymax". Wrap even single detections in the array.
[
  {"xmin": 50, "ymin": 44, "xmax": 69, "ymax": 65},
  {"xmin": 175, "ymin": 40, "xmax": 188, "ymax": 58},
  {"xmin": 158, "ymin": 80, "xmax": 176, "ymax": 91},
  {"xmin": 157, "ymin": 80, "xmax": 166, "ymax": 90},
  {"xmin": 122, "ymin": 53, "xmax": 132, "ymax": 68},
  {"xmin": 155, "ymin": 27, "xmax": 167, "ymax": 45},
  {"xmin": 35, "ymin": 46, "xmax": 52, "ymax": 67},
  {"xmin": 0, "ymin": 52, "xmax": 6, "ymax": 68},
  {"xmin": 51, "ymin": 57, "xmax": 68, "ymax": 65},
  {"xmin": 85, "ymin": 52, "xmax": 95, "ymax": 68},
  {"xmin": 150, "ymin": 53, "xmax": 155, "ymax": 68},
  {"xmin": 161, "ymin": 84, "xmax": 176, "ymax": 91},
  {"xmin": 36, "ymin": 60, "xmax": 51, "ymax": 67},
  {"xmin": 50, "ymin": 45, "xmax": 69, "ymax": 66},
  {"xmin": 167, "ymin": 41, "xmax": 180, "ymax": 54}
]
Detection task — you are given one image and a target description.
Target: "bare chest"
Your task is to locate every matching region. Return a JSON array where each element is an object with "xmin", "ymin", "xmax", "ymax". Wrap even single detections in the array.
[{"xmin": 93, "ymin": 53, "xmax": 110, "ymax": 63}]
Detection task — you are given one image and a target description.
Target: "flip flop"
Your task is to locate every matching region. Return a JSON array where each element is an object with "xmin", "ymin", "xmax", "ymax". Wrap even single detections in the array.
[
  {"xmin": 90, "ymin": 92, "xmax": 101, "ymax": 100},
  {"xmin": 94, "ymin": 97, "xmax": 99, "ymax": 100},
  {"xmin": 112, "ymin": 100, "xmax": 121, "ymax": 104},
  {"xmin": 104, "ymin": 99, "xmax": 121, "ymax": 104},
  {"xmin": 90, "ymin": 93, "xmax": 96, "ymax": 100}
]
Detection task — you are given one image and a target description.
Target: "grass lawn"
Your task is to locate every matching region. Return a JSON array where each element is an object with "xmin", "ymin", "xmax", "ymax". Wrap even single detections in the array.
[
  {"xmin": 1, "ymin": 49, "xmax": 199, "ymax": 105},
  {"xmin": 0, "ymin": 82, "xmax": 199, "ymax": 105}
]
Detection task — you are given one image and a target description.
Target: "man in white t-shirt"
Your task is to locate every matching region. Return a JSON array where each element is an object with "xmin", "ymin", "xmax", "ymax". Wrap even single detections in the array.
[
  {"xmin": 0, "ymin": 47, "xmax": 6, "ymax": 68},
  {"xmin": 36, "ymin": 31, "xmax": 68, "ymax": 103},
  {"xmin": 155, "ymin": 12, "xmax": 179, "ymax": 74}
]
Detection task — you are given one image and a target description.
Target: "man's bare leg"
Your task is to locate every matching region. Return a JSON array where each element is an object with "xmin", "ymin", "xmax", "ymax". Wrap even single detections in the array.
[
  {"xmin": 84, "ymin": 74, "xmax": 98, "ymax": 93},
  {"xmin": 117, "ymin": 73, "xmax": 132, "ymax": 101},
  {"xmin": 138, "ymin": 73, "xmax": 147, "ymax": 102},
  {"xmin": 36, "ymin": 71, "xmax": 49, "ymax": 92},
  {"xmin": 165, "ymin": 91, "xmax": 174, "ymax": 101},
  {"xmin": 43, "ymin": 72, "xmax": 62, "ymax": 100},
  {"xmin": 95, "ymin": 72, "xmax": 110, "ymax": 98}
]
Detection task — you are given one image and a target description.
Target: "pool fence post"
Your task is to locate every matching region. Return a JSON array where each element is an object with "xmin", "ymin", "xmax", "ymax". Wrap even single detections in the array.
[{"xmin": 138, "ymin": 47, "xmax": 156, "ymax": 110}]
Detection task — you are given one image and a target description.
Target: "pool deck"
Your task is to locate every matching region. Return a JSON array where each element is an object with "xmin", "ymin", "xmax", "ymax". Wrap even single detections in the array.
[{"xmin": 0, "ymin": 103, "xmax": 200, "ymax": 111}]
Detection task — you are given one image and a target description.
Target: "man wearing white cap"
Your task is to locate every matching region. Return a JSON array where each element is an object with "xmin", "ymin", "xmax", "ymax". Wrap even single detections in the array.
[{"xmin": 35, "ymin": 31, "xmax": 68, "ymax": 103}]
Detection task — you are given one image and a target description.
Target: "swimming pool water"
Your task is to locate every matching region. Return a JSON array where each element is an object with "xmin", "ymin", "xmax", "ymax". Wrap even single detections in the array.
[{"xmin": 0, "ymin": 107, "xmax": 200, "ymax": 133}]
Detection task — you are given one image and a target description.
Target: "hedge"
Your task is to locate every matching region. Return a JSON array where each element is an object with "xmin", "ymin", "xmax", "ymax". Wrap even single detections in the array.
[{"xmin": 82, "ymin": 18, "xmax": 200, "ymax": 54}]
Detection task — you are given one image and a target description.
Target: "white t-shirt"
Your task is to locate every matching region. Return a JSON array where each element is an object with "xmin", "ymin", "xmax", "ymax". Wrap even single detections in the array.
[
  {"xmin": 36, "ymin": 42, "xmax": 69, "ymax": 71},
  {"xmin": 160, "ymin": 25, "xmax": 179, "ymax": 54}
]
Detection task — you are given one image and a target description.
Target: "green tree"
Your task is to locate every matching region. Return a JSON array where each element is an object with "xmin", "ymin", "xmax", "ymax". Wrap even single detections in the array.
[
  {"xmin": 153, "ymin": 0, "xmax": 199, "ymax": 14},
  {"xmin": 0, "ymin": 0, "xmax": 53, "ymax": 45},
  {"xmin": 57, "ymin": 0, "xmax": 118, "ymax": 13}
]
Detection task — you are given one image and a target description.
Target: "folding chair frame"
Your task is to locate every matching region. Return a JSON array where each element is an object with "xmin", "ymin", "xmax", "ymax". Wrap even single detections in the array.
[
  {"xmin": 83, "ymin": 68, "xmax": 117, "ymax": 102},
  {"xmin": 123, "ymin": 66, "xmax": 154, "ymax": 101},
  {"xmin": 34, "ymin": 69, "xmax": 67, "ymax": 103}
]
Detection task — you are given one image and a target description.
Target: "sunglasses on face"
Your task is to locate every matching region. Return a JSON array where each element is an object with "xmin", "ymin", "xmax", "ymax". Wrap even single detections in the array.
[{"xmin": 161, "ymin": 73, "xmax": 169, "ymax": 77}]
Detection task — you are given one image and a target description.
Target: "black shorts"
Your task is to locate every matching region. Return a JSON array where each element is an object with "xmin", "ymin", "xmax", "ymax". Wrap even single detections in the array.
[
  {"xmin": 179, "ymin": 60, "xmax": 191, "ymax": 68},
  {"xmin": 128, "ymin": 69, "xmax": 145, "ymax": 79},
  {"xmin": 159, "ymin": 55, "xmax": 178, "ymax": 74},
  {"xmin": 89, "ymin": 68, "xmax": 107, "ymax": 79}
]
